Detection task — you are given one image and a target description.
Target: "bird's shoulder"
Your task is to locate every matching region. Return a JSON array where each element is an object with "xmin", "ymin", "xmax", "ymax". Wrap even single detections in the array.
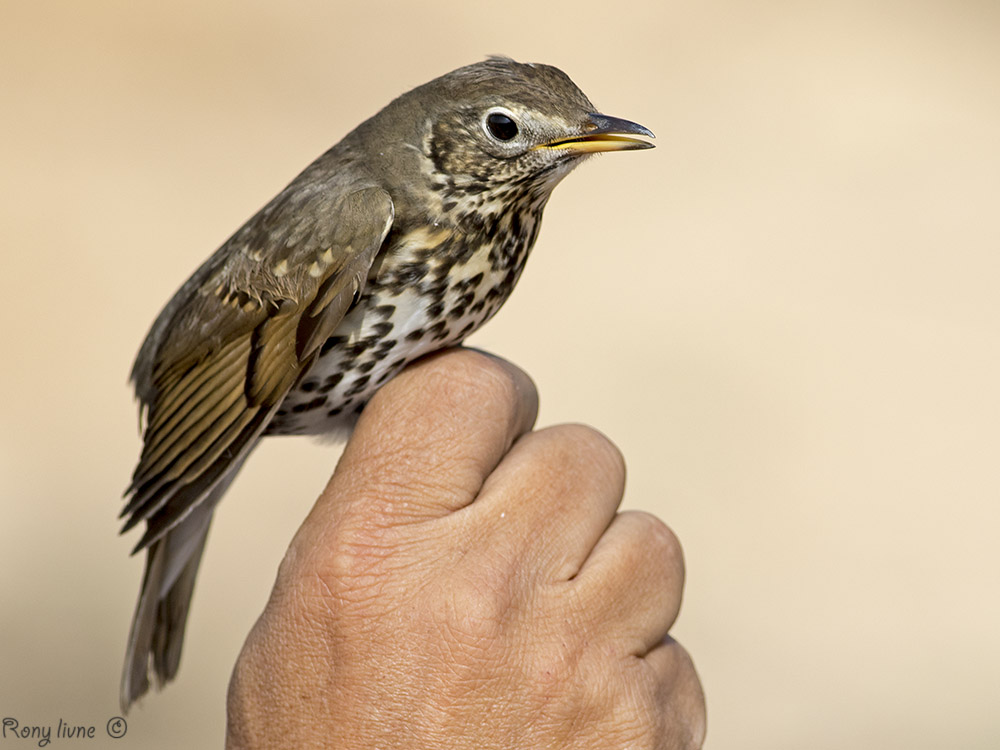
[{"xmin": 131, "ymin": 160, "xmax": 393, "ymax": 405}]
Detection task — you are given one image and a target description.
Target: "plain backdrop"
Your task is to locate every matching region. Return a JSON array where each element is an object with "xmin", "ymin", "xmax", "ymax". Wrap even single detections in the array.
[{"xmin": 2, "ymin": 0, "xmax": 998, "ymax": 747}]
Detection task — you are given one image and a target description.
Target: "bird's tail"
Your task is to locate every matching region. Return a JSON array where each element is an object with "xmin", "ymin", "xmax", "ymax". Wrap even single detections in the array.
[{"xmin": 119, "ymin": 468, "xmax": 240, "ymax": 713}]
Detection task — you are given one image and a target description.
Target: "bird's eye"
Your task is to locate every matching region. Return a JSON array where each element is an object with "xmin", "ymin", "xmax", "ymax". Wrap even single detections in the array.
[{"xmin": 485, "ymin": 112, "xmax": 519, "ymax": 141}]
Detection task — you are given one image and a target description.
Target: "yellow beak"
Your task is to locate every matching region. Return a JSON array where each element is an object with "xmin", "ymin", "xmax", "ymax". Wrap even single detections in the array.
[{"xmin": 537, "ymin": 113, "xmax": 655, "ymax": 154}]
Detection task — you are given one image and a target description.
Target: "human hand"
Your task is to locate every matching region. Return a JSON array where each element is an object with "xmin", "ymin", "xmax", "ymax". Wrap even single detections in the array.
[{"xmin": 226, "ymin": 348, "xmax": 705, "ymax": 749}]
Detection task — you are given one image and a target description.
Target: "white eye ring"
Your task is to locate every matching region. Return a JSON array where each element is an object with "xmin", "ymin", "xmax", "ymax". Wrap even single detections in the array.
[{"xmin": 483, "ymin": 108, "xmax": 520, "ymax": 142}]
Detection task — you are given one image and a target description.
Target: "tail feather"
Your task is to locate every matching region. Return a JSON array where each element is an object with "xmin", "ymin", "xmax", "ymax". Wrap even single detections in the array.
[
  {"xmin": 120, "ymin": 534, "xmax": 165, "ymax": 708},
  {"xmin": 120, "ymin": 461, "xmax": 245, "ymax": 713},
  {"xmin": 120, "ymin": 508, "xmax": 211, "ymax": 712},
  {"xmin": 153, "ymin": 519, "xmax": 209, "ymax": 684}
]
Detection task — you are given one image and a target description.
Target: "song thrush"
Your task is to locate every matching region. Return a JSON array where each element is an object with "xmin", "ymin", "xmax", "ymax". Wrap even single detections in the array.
[{"xmin": 120, "ymin": 56, "xmax": 653, "ymax": 710}]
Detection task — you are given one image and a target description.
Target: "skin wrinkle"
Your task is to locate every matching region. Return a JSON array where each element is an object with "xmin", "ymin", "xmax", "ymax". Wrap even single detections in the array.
[
  {"xmin": 432, "ymin": 560, "xmax": 517, "ymax": 644},
  {"xmin": 420, "ymin": 604, "xmax": 544, "ymax": 748},
  {"xmin": 488, "ymin": 425, "xmax": 625, "ymax": 510},
  {"xmin": 468, "ymin": 425, "xmax": 626, "ymax": 587},
  {"xmin": 341, "ymin": 470, "xmax": 466, "ymax": 525},
  {"xmin": 392, "ymin": 393, "xmax": 528, "ymax": 483},
  {"xmin": 311, "ymin": 557, "xmax": 396, "ymax": 619},
  {"xmin": 572, "ymin": 511, "xmax": 685, "ymax": 655},
  {"xmin": 421, "ymin": 614, "xmax": 512, "ymax": 723},
  {"xmin": 612, "ymin": 660, "xmax": 664, "ymax": 747},
  {"xmin": 226, "ymin": 350, "xmax": 704, "ymax": 749},
  {"xmin": 338, "ymin": 353, "xmax": 534, "ymax": 520}
]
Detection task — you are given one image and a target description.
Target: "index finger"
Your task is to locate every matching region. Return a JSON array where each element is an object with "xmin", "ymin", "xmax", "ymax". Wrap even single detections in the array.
[{"xmin": 314, "ymin": 347, "xmax": 538, "ymax": 528}]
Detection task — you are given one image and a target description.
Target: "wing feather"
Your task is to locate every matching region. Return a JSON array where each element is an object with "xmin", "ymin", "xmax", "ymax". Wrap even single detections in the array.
[
  {"xmin": 122, "ymin": 186, "xmax": 394, "ymax": 551},
  {"xmin": 246, "ymin": 310, "xmax": 303, "ymax": 406},
  {"xmin": 146, "ymin": 337, "xmax": 248, "ymax": 436},
  {"xmin": 135, "ymin": 349, "xmax": 249, "ymax": 478}
]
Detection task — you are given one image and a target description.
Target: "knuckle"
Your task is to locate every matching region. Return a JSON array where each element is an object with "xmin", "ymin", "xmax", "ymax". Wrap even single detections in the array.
[
  {"xmin": 441, "ymin": 350, "xmax": 527, "ymax": 423},
  {"xmin": 448, "ymin": 347, "xmax": 520, "ymax": 389},
  {"xmin": 563, "ymin": 422, "xmax": 624, "ymax": 460},
  {"xmin": 423, "ymin": 562, "xmax": 516, "ymax": 655},
  {"xmin": 369, "ymin": 349, "xmax": 528, "ymax": 438},
  {"xmin": 644, "ymin": 640, "xmax": 707, "ymax": 749},
  {"xmin": 294, "ymin": 519, "xmax": 408, "ymax": 616},
  {"xmin": 620, "ymin": 657, "xmax": 700, "ymax": 750},
  {"xmin": 540, "ymin": 423, "xmax": 627, "ymax": 483},
  {"xmin": 631, "ymin": 511, "xmax": 684, "ymax": 580},
  {"xmin": 667, "ymin": 643, "xmax": 708, "ymax": 749},
  {"xmin": 408, "ymin": 349, "xmax": 521, "ymax": 408}
]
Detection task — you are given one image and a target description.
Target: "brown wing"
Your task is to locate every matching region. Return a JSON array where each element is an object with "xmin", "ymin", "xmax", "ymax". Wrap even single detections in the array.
[{"xmin": 120, "ymin": 186, "xmax": 394, "ymax": 552}]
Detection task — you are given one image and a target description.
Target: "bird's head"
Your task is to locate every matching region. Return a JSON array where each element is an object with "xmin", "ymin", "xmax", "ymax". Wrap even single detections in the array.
[{"xmin": 357, "ymin": 57, "xmax": 653, "ymax": 220}]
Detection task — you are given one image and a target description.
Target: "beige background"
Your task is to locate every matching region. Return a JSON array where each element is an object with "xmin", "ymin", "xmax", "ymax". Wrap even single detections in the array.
[{"xmin": 2, "ymin": 0, "xmax": 998, "ymax": 747}]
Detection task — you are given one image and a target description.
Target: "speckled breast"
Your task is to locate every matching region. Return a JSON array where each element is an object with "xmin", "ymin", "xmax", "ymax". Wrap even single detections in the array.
[{"xmin": 266, "ymin": 216, "xmax": 538, "ymax": 436}]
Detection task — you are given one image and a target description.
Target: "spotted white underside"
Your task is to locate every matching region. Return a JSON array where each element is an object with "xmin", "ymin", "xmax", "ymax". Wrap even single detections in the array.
[{"xmin": 269, "ymin": 230, "xmax": 525, "ymax": 436}]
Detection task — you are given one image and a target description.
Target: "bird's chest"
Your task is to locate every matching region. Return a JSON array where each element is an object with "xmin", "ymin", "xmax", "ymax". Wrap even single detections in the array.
[{"xmin": 268, "ymin": 215, "xmax": 538, "ymax": 435}]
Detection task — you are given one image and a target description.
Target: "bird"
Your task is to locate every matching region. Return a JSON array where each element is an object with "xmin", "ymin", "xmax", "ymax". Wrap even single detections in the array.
[{"xmin": 119, "ymin": 56, "xmax": 653, "ymax": 711}]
